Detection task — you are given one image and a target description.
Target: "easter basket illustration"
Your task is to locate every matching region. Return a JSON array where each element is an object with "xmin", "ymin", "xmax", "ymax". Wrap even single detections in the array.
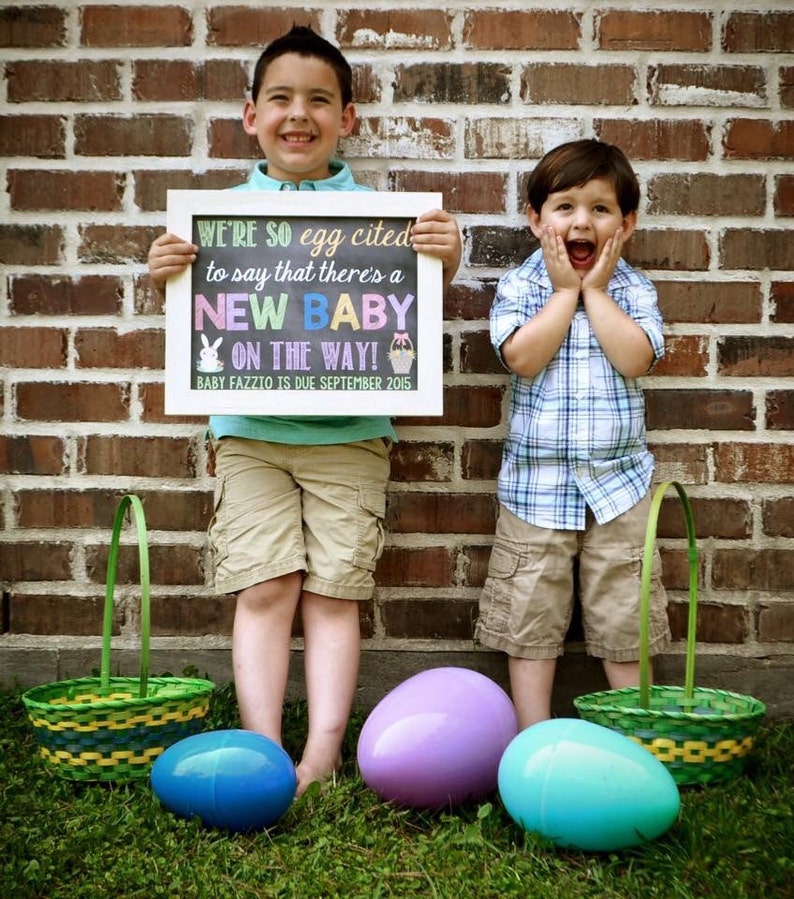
[
  {"xmin": 388, "ymin": 331, "xmax": 415, "ymax": 374},
  {"xmin": 574, "ymin": 481, "xmax": 766, "ymax": 786},
  {"xmin": 22, "ymin": 494, "xmax": 215, "ymax": 782}
]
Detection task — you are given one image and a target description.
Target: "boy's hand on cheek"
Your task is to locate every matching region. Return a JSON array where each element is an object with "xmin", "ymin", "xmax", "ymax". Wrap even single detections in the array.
[
  {"xmin": 540, "ymin": 226, "xmax": 580, "ymax": 295},
  {"xmin": 581, "ymin": 228, "xmax": 623, "ymax": 293}
]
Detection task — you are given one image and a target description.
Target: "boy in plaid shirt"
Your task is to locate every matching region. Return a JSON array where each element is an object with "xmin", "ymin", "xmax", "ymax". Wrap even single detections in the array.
[{"xmin": 476, "ymin": 139, "xmax": 670, "ymax": 729}]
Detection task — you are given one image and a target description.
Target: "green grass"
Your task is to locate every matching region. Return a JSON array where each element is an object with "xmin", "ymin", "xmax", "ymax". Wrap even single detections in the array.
[{"xmin": 2, "ymin": 684, "xmax": 792, "ymax": 899}]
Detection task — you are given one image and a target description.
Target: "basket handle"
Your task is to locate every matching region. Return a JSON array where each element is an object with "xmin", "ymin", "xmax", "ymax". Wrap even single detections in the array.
[
  {"xmin": 101, "ymin": 494, "xmax": 150, "ymax": 697},
  {"xmin": 639, "ymin": 481, "xmax": 698, "ymax": 707}
]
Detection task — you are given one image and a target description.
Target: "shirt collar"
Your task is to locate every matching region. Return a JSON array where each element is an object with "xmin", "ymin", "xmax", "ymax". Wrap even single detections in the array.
[{"xmin": 247, "ymin": 159, "xmax": 353, "ymax": 191}]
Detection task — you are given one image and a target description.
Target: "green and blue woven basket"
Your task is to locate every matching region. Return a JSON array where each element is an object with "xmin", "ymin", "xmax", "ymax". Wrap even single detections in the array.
[
  {"xmin": 22, "ymin": 494, "xmax": 215, "ymax": 782},
  {"xmin": 574, "ymin": 481, "xmax": 766, "ymax": 786}
]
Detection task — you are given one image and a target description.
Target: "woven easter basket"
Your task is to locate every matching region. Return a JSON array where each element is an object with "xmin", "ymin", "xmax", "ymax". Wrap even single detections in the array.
[
  {"xmin": 22, "ymin": 494, "xmax": 215, "ymax": 782},
  {"xmin": 574, "ymin": 481, "xmax": 766, "ymax": 786}
]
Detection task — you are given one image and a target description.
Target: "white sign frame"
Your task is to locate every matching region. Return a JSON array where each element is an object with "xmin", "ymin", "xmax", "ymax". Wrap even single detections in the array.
[{"xmin": 164, "ymin": 190, "xmax": 444, "ymax": 416}]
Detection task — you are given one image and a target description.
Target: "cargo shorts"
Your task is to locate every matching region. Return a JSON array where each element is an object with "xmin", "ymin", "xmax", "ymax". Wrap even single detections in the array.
[
  {"xmin": 208, "ymin": 436, "xmax": 391, "ymax": 600},
  {"xmin": 475, "ymin": 493, "xmax": 670, "ymax": 662}
]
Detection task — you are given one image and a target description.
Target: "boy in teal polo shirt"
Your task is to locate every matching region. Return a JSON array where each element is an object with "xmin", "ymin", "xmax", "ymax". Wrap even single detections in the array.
[{"xmin": 149, "ymin": 26, "xmax": 461, "ymax": 794}]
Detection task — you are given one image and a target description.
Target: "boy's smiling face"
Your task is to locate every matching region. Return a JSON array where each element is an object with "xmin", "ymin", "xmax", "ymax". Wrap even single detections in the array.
[
  {"xmin": 527, "ymin": 177, "xmax": 636, "ymax": 273},
  {"xmin": 243, "ymin": 52, "xmax": 355, "ymax": 185}
]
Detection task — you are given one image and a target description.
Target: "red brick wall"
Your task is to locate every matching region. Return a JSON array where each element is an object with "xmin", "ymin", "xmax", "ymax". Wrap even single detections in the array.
[{"xmin": 1, "ymin": 4, "xmax": 793, "ymax": 689}]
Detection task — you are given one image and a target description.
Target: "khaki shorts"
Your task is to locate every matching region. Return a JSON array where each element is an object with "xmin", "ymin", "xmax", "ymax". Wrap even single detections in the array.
[
  {"xmin": 208, "ymin": 436, "xmax": 391, "ymax": 599},
  {"xmin": 475, "ymin": 494, "xmax": 670, "ymax": 662}
]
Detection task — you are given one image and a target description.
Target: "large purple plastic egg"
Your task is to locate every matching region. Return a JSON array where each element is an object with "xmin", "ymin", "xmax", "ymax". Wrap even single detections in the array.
[
  {"xmin": 151, "ymin": 729, "xmax": 297, "ymax": 832},
  {"xmin": 357, "ymin": 667, "xmax": 518, "ymax": 809}
]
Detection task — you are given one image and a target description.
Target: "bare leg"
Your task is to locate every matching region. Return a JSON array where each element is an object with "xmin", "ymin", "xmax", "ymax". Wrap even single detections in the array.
[
  {"xmin": 602, "ymin": 659, "xmax": 649, "ymax": 689},
  {"xmin": 232, "ymin": 572, "xmax": 302, "ymax": 741},
  {"xmin": 296, "ymin": 591, "xmax": 361, "ymax": 796},
  {"xmin": 508, "ymin": 656, "xmax": 557, "ymax": 730}
]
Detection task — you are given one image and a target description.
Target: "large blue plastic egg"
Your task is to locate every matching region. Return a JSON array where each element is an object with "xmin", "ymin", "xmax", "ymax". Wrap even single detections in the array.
[
  {"xmin": 151, "ymin": 729, "xmax": 297, "ymax": 832},
  {"xmin": 357, "ymin": 667, "xmax": 518, "ymax": 809},
  {"xmin": 498, "ymin": 718, "xmax": 680, "ymax": 851}
]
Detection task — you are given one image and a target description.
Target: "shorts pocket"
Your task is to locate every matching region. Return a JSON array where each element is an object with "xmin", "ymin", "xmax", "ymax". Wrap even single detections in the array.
[
  {"xmin": 647, "ymin": 546, "xmax": 670, "ymax": 639},
  {"xmin": 486, "ymin": 543, "xmax": 521, "ymax": 580},
  {"xmin": 479, "ymin": 543, "xmax": 521, "ymax": 633},
  {"xmin": 207, "ymin": 475, "xmax": 228, "ymax": 571},
  {"xmin": 353, "ymin": 486, "xmax": 387, "ymax": 571}
]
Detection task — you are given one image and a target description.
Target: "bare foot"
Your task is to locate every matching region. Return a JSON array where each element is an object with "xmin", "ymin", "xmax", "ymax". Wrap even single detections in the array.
[{"xmin": 295, "ymin": 754, "xmax": 342, "ymax": 797}]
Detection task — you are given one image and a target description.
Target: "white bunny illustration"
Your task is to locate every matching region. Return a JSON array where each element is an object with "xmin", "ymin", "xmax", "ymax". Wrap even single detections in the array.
[{"xmin": 199, "ymin": 333, "xmax": 223, "ymax": 370}]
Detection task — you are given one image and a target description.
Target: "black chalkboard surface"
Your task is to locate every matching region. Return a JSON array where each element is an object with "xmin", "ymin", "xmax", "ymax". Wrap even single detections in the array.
[{"xmin": 164, "ymin": 191, "xmax": 443, "ymax": 416}]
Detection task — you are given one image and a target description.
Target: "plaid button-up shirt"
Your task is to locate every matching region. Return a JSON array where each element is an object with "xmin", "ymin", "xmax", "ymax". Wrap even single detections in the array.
[{"xmin": 490, "ymin": 249, "xmax": 664, "ymax": 530}]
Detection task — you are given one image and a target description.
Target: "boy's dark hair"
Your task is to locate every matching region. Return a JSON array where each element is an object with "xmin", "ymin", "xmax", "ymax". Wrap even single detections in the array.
[
  {"xmin": 250, "ymin": 25, "xmax": 353, "ymax": 107},
  {"xmin": 526, "ymin": 139, "xmax": 640, "ymax": 216}
]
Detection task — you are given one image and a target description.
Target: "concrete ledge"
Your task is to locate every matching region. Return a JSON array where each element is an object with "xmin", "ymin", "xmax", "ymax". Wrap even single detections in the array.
[
  {"xmin": 355, "ymin": 650, "xmax": 794, "ymax": 719},
  {"xmin": 4, "ymin": 641, "xmax": 792, "ymax": 718}
]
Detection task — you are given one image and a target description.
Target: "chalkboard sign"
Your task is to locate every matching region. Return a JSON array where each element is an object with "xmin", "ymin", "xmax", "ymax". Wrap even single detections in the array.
[{"xmin": 164, "ymin": 190, "xmax": 443, "ymax": 416}]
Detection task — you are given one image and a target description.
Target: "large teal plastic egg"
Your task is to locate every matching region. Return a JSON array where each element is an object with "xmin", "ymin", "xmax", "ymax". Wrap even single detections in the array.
[
  {"xmin": 498, "ymin": 718, "xmax": 680, "ymax": 851},
  {"xmin": 151, "ymin": 729, "xmax": 296, "ymax": 832}
]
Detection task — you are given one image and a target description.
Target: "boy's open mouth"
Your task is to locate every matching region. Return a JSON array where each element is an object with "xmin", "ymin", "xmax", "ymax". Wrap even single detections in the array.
[
  {"xmin": 282, "ymin": 132, "xmax": 315, "ymax": 144},
  {"xmin": 566, "ymin": 240, "xmax": 596, "ymax": 269}
]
